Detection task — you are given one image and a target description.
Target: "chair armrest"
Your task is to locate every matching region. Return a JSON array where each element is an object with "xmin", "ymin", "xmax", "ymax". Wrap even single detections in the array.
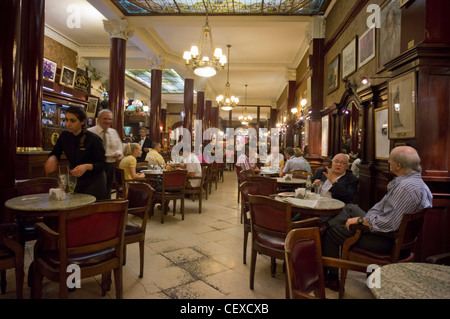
[
  {"xmin": 425, "ymin": 252, "xmax": 450, "ymax": 266},
  {"xmin": 292, "ymin": 217, "xmax": 322, "ymax": 229},
  {"xmin": 322, "ymin": 256, "xmax": 369, "ymax": 273},
  {"xmin": 34, "ymin": 222, "xmax": 59, "ymax": 251},
  {"xmin": 341, "ymin": 225, "xmax": 369, "ymax": 259}
]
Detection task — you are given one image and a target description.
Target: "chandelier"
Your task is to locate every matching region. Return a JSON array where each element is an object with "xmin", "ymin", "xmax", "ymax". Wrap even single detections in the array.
[
  {"xmin": 183, "ymin": 14, "xmax": 227, "ymax": 78},
  {"xmin": 239, "ymin": 84, "xmax": 252, "ymax": 125},
  {"xmin": 216, "ymin": 45, "xmax": 239, "ymax": 111}
]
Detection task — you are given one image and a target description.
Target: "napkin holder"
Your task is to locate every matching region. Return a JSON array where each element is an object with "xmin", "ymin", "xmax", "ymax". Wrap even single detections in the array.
[{"xmin": 49, "ymin": 188, "xmax": 66, "ymax": 201}]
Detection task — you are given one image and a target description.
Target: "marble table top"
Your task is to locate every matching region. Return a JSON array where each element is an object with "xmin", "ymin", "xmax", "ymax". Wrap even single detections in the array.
[
  {"xmin": 369, "ymin": 262, "xmax": 450, "ymax": 299},
  {"xmin": 5, "ymin": 192, "xmax": 96, "ymax": 213},
  {"xmin": 141, "ymin": 169, "xmax": 164, "ymax": 175},
  {"xmin": 275, "ymin": 195, "xmax": 345, "ymax": 211},
  {"xmin": 273, "ymin": 177, "xmax": 306, "ymax": 185}
]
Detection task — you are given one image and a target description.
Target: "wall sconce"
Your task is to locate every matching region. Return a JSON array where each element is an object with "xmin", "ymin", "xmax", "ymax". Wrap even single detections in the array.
[
  {"xmin": 361, "ymin": 76, "xmax": 390, "ymax": 85},
  {"xmin": 291, "ymin": 107, "xmax": 298, "ymax": 114},
  {"xmin": 300, "ymin": 99, "xmax": 307, "ymax": 107}
]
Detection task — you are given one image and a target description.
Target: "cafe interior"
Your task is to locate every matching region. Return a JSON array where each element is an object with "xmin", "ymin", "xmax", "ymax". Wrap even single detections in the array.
[{"xmin": 0, "ymin": 0, "xmax": 449, "ymax": 301}]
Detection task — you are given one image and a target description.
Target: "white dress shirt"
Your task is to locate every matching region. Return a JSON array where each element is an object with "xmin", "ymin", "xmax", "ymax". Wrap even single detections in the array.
[{"xmin": 88, "ymin": 125, "xmax": 124, "ymax": 163}]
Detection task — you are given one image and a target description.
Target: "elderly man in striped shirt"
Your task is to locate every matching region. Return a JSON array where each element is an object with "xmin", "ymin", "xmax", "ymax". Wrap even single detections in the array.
[{"xmin": 322, "ymin": 146, "xmax": 433, "ymax": 290}]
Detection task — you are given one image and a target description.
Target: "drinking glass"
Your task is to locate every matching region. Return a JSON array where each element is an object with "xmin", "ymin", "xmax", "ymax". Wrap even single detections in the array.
[
  {"xmin": 58, "ymin": 173, "xmax": 67, "ymax": 192},
  {"xmin": 68, "ymin": 174, "xmax": 77, "ymax": 193}
]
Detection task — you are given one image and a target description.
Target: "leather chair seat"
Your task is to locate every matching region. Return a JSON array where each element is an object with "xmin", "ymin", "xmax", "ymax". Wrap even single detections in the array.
[
  {"xmin": 255, "ymin": 233, "xmax": 285, "ymax": 250},
  {"xmin": 124, "ymin": 224, "xmax": 141, "ymax": 236},
  {"xmin": 40, "ymin": 247, "xmax": 116, "ymax": 267}
]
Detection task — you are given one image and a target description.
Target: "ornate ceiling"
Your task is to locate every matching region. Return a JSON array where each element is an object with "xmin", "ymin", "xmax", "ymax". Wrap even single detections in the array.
[{"xmin": 112, "ymin": 0, "xmax": 332, "ymax": 16}]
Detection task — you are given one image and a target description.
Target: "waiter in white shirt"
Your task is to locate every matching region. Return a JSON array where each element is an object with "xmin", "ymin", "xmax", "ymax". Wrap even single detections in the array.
[{"xmin": 88, "ymin": 109, "xmax": 123, "ymax": 198}]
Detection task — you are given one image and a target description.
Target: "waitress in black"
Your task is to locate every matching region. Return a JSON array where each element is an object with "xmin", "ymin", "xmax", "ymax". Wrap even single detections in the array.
[{"xmin": 44, "ymin": 106, "xmax": 109, "ymax": 200}]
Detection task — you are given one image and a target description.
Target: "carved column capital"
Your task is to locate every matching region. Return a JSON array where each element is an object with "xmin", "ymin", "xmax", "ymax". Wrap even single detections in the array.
[
  {"xmin": 103, "ymin": 19, "xmax": 134, "ymax": 41},
  {"xmin": 147, "ymin": 55, "xmax": 165, "ymax": 70}
]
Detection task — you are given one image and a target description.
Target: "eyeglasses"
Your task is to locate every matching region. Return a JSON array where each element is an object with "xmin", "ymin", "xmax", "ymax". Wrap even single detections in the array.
[{"xmin": 332, "ymin": 160, "xmax": 348, "ymax": 165}]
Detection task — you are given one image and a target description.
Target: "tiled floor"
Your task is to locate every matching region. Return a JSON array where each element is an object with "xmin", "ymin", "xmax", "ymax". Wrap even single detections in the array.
[{"xmin": 1, "ymin": 170, "xmax": 373, "ymax": 299}]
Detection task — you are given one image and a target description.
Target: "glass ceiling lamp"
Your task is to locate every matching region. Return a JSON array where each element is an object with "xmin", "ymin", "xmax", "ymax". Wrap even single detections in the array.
[
  {"xmin": 239, "ymin": 84, "xmax": 252, "ymax": 125},
  {"xmin": 216, "ymin": 45, "xmax": 239, "ymax": 111},
  {"xmin": 183, "ymin": 14, "xmax": 227, "ymax": 78}
]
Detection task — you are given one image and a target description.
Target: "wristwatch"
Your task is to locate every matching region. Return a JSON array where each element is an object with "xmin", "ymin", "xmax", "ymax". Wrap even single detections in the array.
[{"xmin": 357, "ymin": 217, "xmax": 364, "ymax": 225}]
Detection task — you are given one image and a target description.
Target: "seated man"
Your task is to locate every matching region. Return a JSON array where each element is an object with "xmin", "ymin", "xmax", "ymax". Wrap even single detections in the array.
[
  {"xmin": 236, "ymin": 144, "xmax": 260, "ymax": 173},
  {"xmin": 322, "ymin": 146, "xmax": 433, "ymax": 290},
  {"xmin": 280, "ymin": 147, "xmax": 311, "ymax": 177},
  {"xmin": 176, "ymin": 148, "xmax": 202, "ymax": 188},
  {"xmin": 145, "ymin": 141, "xmax": 165, "ymax": 166},
  {"xmin": 265, "ymin": 146, "xmax": 284, "ymax": 168},
  {"xmin": 312, "ymin": 153, "xmax": 358, "ymax": 204}
]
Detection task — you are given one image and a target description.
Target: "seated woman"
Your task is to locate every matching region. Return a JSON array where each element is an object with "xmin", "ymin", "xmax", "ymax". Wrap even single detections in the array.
[
  {"xmin": 119, "ymin": 143, "xmax": 145, "ymax": 180},
  {"xmin": 312, "ymin": 153, "xmax": 358, "ymax": 204}
]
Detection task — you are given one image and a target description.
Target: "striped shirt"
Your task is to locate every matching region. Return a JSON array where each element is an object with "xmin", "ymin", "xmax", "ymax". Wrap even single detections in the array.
[{"xmin": 365, "ymin": 172, "xmax": 433, "ymax": 233}]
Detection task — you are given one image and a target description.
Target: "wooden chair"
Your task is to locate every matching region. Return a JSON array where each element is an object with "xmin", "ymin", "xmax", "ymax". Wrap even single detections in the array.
[
  {"xmin": 208, "ymin": 161, "xmax": 219, "ymax": 194},
  {"xmin": 239, "ymin": 181, "xmax": 260, "ymax": 264},
  {"xmin": 249, "ymin": 176, "xmax": 278, "ymax": 196},
  {"xmin": 287, "ymin": 170, "xmax": 309, "ymax": 179},
  {"xmin": 339, "ymin": 208, "xmax": 427, "ymax": 299},
  {"xmin": 15, "ymin": 177, "xmax": 59, "ymax": 243},
  {"xmin": 235, "ymin": 165, "xmax": 242, "ymax": 203},
  {"xmin": 0, "ymin": 223, "xmax": 24, "ymax": 298},
  {"xmin": 152, "ymin": 170, "xmax": 187, "ymax": 223},
  {"xmin": 248, "ymin": 195, "xmax": 322, "ymax": 293},
  {"xmin": 113, "ymin": 167, "xmax": 126, "ymax": 199},
  {"xmin": 31, "ymin": 200, "xmax": 129, "ymax": 299},
  {"xmin": 237, "ymin": 169, "xmax": 257, "ymax": 204},
  {"xmin": 124, "ymin": 182, "xmax": 154, "ymax": 278},
  {"xmin": 285, "ymin": 227, "xmax": 368, "ymax": 299},
  {"xmin": 185, "ymin": 166, "xmax": 208, "ymax": 214}
]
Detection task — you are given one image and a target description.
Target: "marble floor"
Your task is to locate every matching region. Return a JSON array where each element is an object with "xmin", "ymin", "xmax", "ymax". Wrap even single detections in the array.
[{"xmin": 0, "ymin": 170, "xmax": 373, "ymax": 300}]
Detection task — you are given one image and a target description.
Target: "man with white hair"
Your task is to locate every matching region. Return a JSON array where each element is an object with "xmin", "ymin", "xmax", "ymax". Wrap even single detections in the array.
[
  {"xmin": 322, "ymin": 146, "xmax": 433, "ymax": 290},
  {"xmin": 88, "ymin": 109, "xmax": 123, "ymax": 198}
]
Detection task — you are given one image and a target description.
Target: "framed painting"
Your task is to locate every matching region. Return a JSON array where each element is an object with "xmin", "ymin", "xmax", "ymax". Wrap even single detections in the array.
[
  {"xmin": 388, "ymin": 71, "xmax": 416, "ymax": 139},
  {"xmin": 358, "ymin": 27, "xmax": 376, "ymax": 68},
  {"xmin": 327, "ymin": 54, "xmax": 340, "ymax": 94},
  {"xmin": 43, "ymin": 58, "xmax": 57, "ymax": 82},
  {"xmin": 377, "ymin": 0, "xmax": 401, "ymax": 71},
  {"xmin": 74, "ymin": 72, "xmax": 90, "ymax": 92},
  {"xmin": 342, "ymin": 37, "xmax": 357, "ymax": 79},
  {"xmin": 60, "ymin": 65, "xmax": 76, "ymax": 88},
  {"xmin": 321, "ymin": 115, "xmax": 329, "ymax": 157},
  {"xmin": 86, "ymin": 96, "xmax": 99, "ymax": 118},
  {"xmin": 375, "ymin": 106, "xmax": 390, "ymax": 159}
]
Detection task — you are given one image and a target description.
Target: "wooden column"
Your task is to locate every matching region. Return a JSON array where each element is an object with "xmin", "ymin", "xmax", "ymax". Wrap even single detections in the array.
[
  {"xmin": 228, "ymin": 110, "xmax": 233, "ymax": 128},
  {"xmin": 149, "ymin": 68, "xmax": 162, "ymax": 142},
  {"xmin": 285, "ymin": 80, "xmax": 296, "ymax": 147},
  {"xmin": 205, "ymin": 100, "xmax": 212, "ymax": 130},
  {"xmin": 0, "ymin": 0, "xmax": 20, "ymax": 222},
  {"xmin": 16, "ymin": 0, "xmax": 44, "ymax": 148},
  {"xmin": 161, "ymin": 102, "xmax": 167, "ymax": 133},
  {"xmin": 183, "ymin": 78, "xmax": 194, "ymax": 145},
  {"xmin": 211, "ymin": 106, "xmax": 219, "ymax": 128},
  {"xmin": 103, "ymin": 19, "xmax": 134, "ymax": 140}
]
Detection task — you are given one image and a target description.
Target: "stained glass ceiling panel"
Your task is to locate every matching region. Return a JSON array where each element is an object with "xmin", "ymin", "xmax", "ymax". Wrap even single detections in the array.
[
  {"xmin": 112, "ymin": 0, "xmax": 331, "ymax": 16},
  {"xmin": 126, "ymin": 69, "xmax": 186, "ymax": 94}
]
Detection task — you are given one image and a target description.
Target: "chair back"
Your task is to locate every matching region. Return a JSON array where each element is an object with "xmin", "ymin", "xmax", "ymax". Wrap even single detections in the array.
[
  {"xmin": 248, "ymin": 195, "xmax": 292, "ymax": 238},
  {"xmin": 126, "ymin": 182, "xmax": 154, "ymax": 215},
  {"xmin": 238, "ymin": 169, "xmax": 257, "ymax": 184},
  {"xmin": 391, "ymin": 208, "xmax": 426, "ymax": 262},
  {"xmin": 285, "ymin": 227, "xmax": 325, "ymax": 299},
  {"xmin": 56, "ymin": 201, "xmax": 128, "ymax": 269},
  {"xmin": 163, "ymin": 170, "xmax": 187, "ymax": 191},
  {"xmin": 288, "ymin": 171, "xmax": 309, "ymax": 179},
  {"xmin": 240, "ymin": 181, "xmax": 260, "ymax": 205},
  {"xmin": 16, "ymin": 177, "xmax": 59, "ymax": 195},
  {"xmin": 113, "ymin": 167, "xmax": 126, "ymax": 198},
  {"xmin": 249, "ymin": 176, "xmax": 277, "ymax": 195}
]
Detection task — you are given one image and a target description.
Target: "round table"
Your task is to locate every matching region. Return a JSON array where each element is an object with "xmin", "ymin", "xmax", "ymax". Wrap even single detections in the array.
[
  {"xmin": 5, "ymin": 192, "xmax": 96, "ymax": 217},
  {"xmin": 274, "ymin": 195, "xmax": 345, "ymax": 218},
  {"xmin": 368, "ymin": 262, "xmax": 450, "ymax": 299}
]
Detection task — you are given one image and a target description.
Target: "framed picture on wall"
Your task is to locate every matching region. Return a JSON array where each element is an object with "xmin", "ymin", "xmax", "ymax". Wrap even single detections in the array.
[
  {"xmin": 388, "ymin": 71, "xmax": 416, "ymax": 139},
  {"xmin": 86, "ymin": 96, "xmax": 99, "ymax": 118},
  {"xmin": 358, "ymin": 27, "xmax": 376, "ymax": 68},
  {"xmin": 43, "ymin": 58, "xmax": 57, "ymax": 82},
  {"xmin": 60, "ymin": 65, "xmax": 76, "ymax": 88},
  {"xmin": 327, "ymin": 54, "xmax": 340, "ymax": 93},
  {"xmin": 375, "ymin": 106, "xmax": 390, "ymax": 159},
  {"xmin": 321, "ymin": 115, "xmax": 329, "ymax": 157},
  {"xmin": 377, "ymin": 0, "xmax": 401, "ymax": 72},
  {"xmin": 342, "ymin": 37, "xmax": 357, "ymax": 79}
]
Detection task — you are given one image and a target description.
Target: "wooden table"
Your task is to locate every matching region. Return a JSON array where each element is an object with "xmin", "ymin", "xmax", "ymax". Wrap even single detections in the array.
[
  {"xmin": 368, "ymin": 262, "xmax": 450, "ymax": 299},
  {"xmin": 5, "ymin": 192, "xmax": 96, "ymax": 217}
]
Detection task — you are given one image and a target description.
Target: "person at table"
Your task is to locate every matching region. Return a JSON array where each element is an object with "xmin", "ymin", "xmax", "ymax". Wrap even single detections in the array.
[
  {"xmin": 88, "ymin": 109, "xmax": 123, "ymax": 198},
  {"xmin": 44, "ymin": 106, "xmax": 109, "ymax": 200},
  {"xmin": 119, "ymin": 143, "xmax": 145, "ymax": 180},
  {"xmin": 265, "ymin": 146, "xmax": 284, "ymax": 168},
  {"xmin": 280, "ymin": 147, "xmax": 311, "ymax": 177},
  {"xmin": 134, "ymin": 127, "xmax": 152, "ymax": 162},
  {"xmin": 311, "ymin": 153, "xmax": 358, "ymax": 204},
  {"xmin": 236, "ymin": 144, "xmax": 260, "ymax": 173},
  {"xmin": 322, "ymin": 146, "xmax": 433, "ymax": 290},
  {"xmin": 145, "ymin": 141, "xmax": 165, "ymax": 167},
  {"xmin": 173, "ymin": 147, "xmax": 202, "ymax": 188}
]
